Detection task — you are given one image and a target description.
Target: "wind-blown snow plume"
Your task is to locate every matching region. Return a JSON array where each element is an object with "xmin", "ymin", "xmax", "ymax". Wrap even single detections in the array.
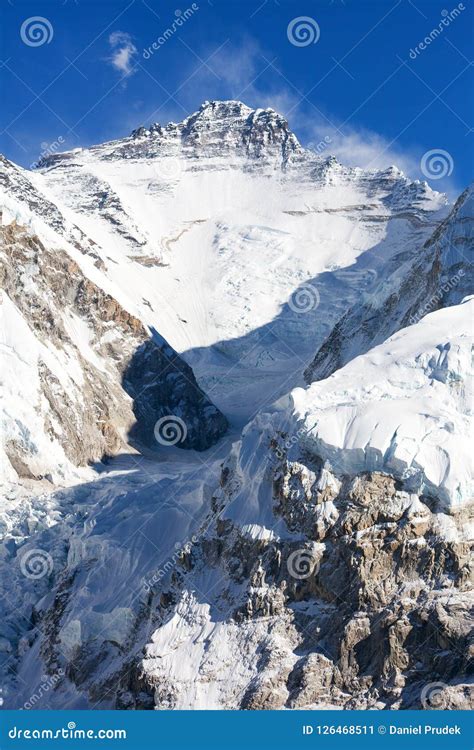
[{"xmin": 108, "ymin": 31, "xmax": 137, "ymax": 77}]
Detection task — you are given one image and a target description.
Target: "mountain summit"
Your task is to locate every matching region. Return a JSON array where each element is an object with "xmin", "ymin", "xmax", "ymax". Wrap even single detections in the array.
[{"xmin": 130, "ymin": 99, "xmax": 302, "ymax": 163}]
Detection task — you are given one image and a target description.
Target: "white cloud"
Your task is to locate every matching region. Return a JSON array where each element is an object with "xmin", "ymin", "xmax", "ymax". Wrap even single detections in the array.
[
  {"xmin": 207, "ymin": 42, "xmax": 459, "ymax": 195},
  {"xmin": 108, "ymin": 31, "xmax": 137, "ymax": 77},
  {"xmin": 181, "ymin": 39, "xmax": 304, "ymax": 122},
  {"xmin": 307, "ymin": 122, "xmax": 419, "ymax": 174}
]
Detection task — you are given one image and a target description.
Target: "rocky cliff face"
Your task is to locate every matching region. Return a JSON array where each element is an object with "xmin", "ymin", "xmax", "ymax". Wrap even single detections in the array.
[
  {"xmin": 0, "ymin": 217, "xmax": 227, "ymax": 484},
  {"xmin": 137, "ymin": 301, "xmax": 473, "ymax": 709},
  {"xmin": 129, "ymin": 100, "xmax": 302, "ymax": 165},
  {"xmin": 139, "ymin": 456, "xmax": 471, "ymax": 710}
]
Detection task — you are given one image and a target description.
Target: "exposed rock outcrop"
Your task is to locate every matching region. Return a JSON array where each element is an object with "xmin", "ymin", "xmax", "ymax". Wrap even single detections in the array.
[
  {"xmin": 139, "ymin": 449, "xmax": 472, "ymax": 710},
  {"xmin": 0, "ymin": 219, "xmax": 227, "ymax": 481}
]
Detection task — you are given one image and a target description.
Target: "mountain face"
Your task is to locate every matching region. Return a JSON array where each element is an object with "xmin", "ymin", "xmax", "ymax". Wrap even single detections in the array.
[
  {"xmin": 0, "ymin": 216, "xmax": 227, "ymax": 485},
  {"xmin": 0, "ymin": 100, "xmax": 472, "ymax": 711},
  {"xmin": 129, "ymin": 100, "xmax": 302, "ymax": 164},
  {"xmin": 28, "ymin": 99, "xmax": 448, "ymax": 425},
  {"xmin": 304, "ymin": 184, "xmax": 473, "ymax": 383}
]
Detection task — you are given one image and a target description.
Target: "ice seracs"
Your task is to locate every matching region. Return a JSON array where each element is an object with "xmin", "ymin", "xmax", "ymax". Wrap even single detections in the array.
[{"xmin": 293, "ymin": 298, "xmax": 473, "ymax": 510}]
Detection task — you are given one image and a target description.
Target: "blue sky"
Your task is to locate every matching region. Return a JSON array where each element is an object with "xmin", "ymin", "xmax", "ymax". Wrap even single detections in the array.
[{"xmin": 1, "ymin": 0, "xmax": 472, "ymax": 196}]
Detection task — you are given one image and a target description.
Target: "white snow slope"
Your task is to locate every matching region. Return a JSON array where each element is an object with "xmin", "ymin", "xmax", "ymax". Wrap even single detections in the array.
[{"xmin": 294, "ymin": 298, "xmax": 473, "ymax": 510}]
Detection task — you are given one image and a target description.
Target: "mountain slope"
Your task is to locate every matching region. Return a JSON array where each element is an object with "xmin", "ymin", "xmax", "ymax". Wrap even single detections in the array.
[
  {"xmin": 0, "ymin": 100, "xmax": 472, "ymax": 711},
  {"xmin": 0, "ymin": 214, "xmax": 227, "ymax": 486},
  {"xmin": 294, "ymin": 299, "xmax": 473, "ymax": 510},
  {"xmin": 304, "ymin": 183, "xmax": 473, "ymax": 383},
  {"xmin": 32, "ymin": 100, "xmax": 448, "ymax": 421}
]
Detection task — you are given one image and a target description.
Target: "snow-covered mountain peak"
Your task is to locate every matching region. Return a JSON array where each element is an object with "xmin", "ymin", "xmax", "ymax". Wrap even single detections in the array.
[
  {"xmin": 35, "ymin": 101, "xmax": 448, "ymax": 217},
  {"xmin": 128, "ymin": 98, "xmax": 301, "ymax": 164},
  {"xmin": 33, "ymin": 100, "xmax": 301, "ymax": 172},
  {"xmin": 184, "ymin": 98, "xmax": 254, "ymax": 123},
  {"xmin": 0, "ymin": 102, "xmax": 451, "ymax": 423}
]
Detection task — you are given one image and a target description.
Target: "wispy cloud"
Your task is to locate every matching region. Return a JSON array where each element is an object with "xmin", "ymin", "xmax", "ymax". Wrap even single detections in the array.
[
  {"xmin": 108, "ymin": 31, "xmax": 137, "ymax": 77},
  {"xmin": 192, "ymin": 42, "xmax": 418, "ymax": 173},
  {"xmin": 171, "ymin": 38, "xmax": 302, "ymax": 131},
  {"xmin": 306, "ymin": 122, "xmax": 459, "ymax": 197},
  {"xmin": 308, "ymin": 122, "xmax": 418, "ymax": 174}
]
